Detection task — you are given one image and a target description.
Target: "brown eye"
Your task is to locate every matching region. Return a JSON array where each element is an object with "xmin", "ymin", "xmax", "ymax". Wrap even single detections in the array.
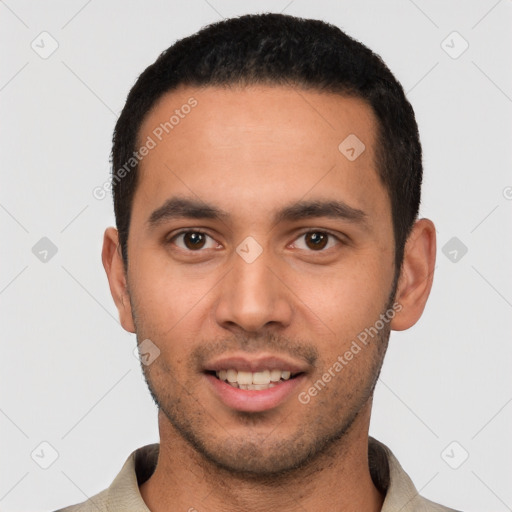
[
  {"xmin": 183, "ymin": 232, "xmax": 206, "ymax": 250},
  {"xmin": 304, "ymin": 232, "xmax": 328, "ymax": 250},
  {"xmin": 171, "ymin": 231, "xmax": 218, "ymax": 251},
  {"xmin": 293, "ymin": 231, "xmax": 339, "ymax": 252}
]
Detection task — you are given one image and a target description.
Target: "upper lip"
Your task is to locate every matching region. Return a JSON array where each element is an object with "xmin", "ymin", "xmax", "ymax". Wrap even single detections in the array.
[{"xmin": 204, "ymin": 354, "xmax": 309, "ymax": 374}]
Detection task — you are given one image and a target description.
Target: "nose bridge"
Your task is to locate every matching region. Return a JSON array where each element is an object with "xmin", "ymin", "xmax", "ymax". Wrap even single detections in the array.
[{"xmin": 214, "ymin": 239, "xmax": 292, "ymax": 332}]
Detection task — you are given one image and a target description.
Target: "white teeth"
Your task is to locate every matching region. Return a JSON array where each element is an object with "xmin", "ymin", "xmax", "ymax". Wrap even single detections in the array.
[
  {"xmin": 270, "ymin": 369, "xmax": 282, "ymax": 382},
  {"xmin": 236, "ymin": 371, "xmax": 253, "ymax": 385},
  {"xmin": 214, "ymin": 368, "xmax": 297, "ymax": 388},
  {"xmin": 253, "ymin": 370, "xmax": 270, "ymax": 385}
]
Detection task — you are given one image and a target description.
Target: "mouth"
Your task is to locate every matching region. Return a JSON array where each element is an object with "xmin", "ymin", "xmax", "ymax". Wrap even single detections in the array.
[
  {"xmin": 203, "ymin": 355, "xmax": 309, "ymax": 412},
  {"xmin": 206, "ymin": 369, "xmax": 304, "ymax": 390}
]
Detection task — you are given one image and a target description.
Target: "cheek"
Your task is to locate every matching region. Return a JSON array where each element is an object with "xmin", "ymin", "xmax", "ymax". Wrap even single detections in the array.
[
  {"xmin": 289, "ymin": 256, "xmax": 392, "ymax": 339},
  {"xmin": 129, "ymin": 251, "xmax": 217, "ymax": 335}
]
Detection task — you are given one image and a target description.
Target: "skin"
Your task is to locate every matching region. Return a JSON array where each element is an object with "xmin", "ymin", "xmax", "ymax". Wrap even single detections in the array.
[{"xmin": 102, "ymin": 85, "xmax": 436, "ymax": 511}]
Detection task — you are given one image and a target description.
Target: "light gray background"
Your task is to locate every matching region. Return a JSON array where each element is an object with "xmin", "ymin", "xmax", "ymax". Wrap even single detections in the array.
[{"xmin": 1, "ymin": 1, "xmax": 511, "ymax": 511}]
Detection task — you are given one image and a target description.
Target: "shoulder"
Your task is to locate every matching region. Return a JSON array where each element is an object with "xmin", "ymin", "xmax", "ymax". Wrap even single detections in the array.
[
  {"xmin": 369, "ymin": 437, "xmax": 463, "ymax": 512},
  {"xmin": 53, "ymin": 444, "xmax": 158, "ymax": 512},
  {"xmin": 54, "ymin": 488, "xmax": 109, "ymax": 511},
  {"xmin": 418, "ymin": 496, "xmax": 463, "ymax": 512}
]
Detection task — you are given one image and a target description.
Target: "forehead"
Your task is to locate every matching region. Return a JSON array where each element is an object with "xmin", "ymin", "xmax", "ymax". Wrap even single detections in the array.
[
  {"xmin": 137, "ymin": 84, "xmax": 377, "ymax": 160},
  {"xmin": 133, "ymin": 85, "xmax": 386, "ymax": 222}
]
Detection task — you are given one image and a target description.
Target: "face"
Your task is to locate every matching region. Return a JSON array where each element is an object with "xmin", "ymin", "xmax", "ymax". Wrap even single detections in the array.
[{"xmin": 119, "ymin": 85, "xmax": 399, "ymax": 475}]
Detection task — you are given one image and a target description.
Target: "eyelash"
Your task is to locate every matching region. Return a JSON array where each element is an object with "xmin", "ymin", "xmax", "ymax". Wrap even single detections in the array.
[{"xmin": 167, "ymin": 229, "xmax": 343, "ymax": 252}]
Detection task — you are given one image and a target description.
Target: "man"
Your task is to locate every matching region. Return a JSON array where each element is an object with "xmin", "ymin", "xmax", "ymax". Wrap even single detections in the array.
[{"xmin": 58, "ymin": 12, "xmax": 460, "ymax": 512}]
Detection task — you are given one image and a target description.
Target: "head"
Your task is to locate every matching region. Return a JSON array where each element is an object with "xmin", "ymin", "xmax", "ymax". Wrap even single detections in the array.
[
  {"xmin": 102, "ymin": 13, "xmax": 435, "ymax": 476},
  {"xmin": 112, "ymin": 13, "xmax": 423, "ymax": 272}
]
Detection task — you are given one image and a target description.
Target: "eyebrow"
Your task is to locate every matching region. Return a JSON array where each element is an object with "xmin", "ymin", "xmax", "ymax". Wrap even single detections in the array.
[
  {"xmin": 146, "ymin": 197, "xmax": 368, "ymax": 229},
  {"xmin": 147, "ymin": 197, "xmax": 230, "ymax": 227},
  {"xmin": 273, "ymin": 199, "xmax": 367, "ymax": 226}
]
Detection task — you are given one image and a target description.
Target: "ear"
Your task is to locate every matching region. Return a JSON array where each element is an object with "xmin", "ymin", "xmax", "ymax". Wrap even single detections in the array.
[
  {"xmin": 391, "ymin": 218, "xmax": 436, "ymax": 331},
  {"xmin": 101, "ymin": 227, "xmax": 136, "ymax": 333}
]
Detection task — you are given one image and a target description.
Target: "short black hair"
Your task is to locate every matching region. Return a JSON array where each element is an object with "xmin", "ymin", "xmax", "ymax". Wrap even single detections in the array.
[{"xmin": 111, "ymin": 13, "xmax": 422, "ymax": 272}]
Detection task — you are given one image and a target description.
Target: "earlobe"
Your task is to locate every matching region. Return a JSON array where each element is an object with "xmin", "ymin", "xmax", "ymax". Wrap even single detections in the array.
[
  {"xmin": 391, "ymin": 219, "xmax": 436, "ymax": 331},
  {"xmin": 101, "ymin": 227, "xmax": 136, "ymax": 333}
]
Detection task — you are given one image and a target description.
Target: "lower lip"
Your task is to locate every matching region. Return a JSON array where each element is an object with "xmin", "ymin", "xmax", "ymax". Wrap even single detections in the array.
[{"xmin": 204, "ymin": 373, "xmax": 305, "ymax": 412}]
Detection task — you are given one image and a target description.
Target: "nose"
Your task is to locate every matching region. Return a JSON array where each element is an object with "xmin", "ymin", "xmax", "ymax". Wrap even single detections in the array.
[{"xmin": 214, "ymin": 246, "xmax": 293, "ymax": 334}]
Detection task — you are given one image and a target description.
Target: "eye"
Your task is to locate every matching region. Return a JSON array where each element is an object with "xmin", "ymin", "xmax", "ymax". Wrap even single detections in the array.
[
  {"xmin": 170, "ymin": 230, "xmax": 220, "ymax": 251},
  {"xmin": 292, "ymin": 231, "xmax": 340, "ymax": 251}
]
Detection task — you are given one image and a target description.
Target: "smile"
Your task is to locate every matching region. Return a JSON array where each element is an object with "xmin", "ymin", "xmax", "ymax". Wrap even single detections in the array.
[{"xmin": 214, "ymin": 369, "xmax": 301, "ymax": 390}]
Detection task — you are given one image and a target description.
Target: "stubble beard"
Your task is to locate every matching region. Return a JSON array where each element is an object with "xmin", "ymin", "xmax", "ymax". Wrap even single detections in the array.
[{"xmin": 135, "ymin": 312, "xmax": 393, "ymax": 480}]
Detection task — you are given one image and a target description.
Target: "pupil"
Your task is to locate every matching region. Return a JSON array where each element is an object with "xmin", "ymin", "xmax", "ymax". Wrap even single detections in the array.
[
  {"xmin": 185, "ymin": 232, "xmax": 205, "ymax": 249},
  {"xmin": 307, "ymin": 232, "xmax": 327, "ymax": 250}
]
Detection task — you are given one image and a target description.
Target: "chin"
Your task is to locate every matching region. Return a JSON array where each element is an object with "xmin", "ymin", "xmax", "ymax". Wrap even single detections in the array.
[
  {"xmin": 200, "ymin": 437, "xmax": 316, "ymax": 477},
  {"xmin": 167, "ymin": 406, "xmax": 357, "ymax": 479}
]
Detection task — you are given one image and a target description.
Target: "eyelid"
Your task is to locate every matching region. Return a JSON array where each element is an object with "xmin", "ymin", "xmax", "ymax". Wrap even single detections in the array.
[
  {"xmin": 167, "ymin": 228, "xmax": 220, "ymax": 250},
  {"xmin": 290, "ymin": 229, "xmax": 344, "ymax": 250},
  {"xmin": 166, "ymin": 228, "xmax": 345, "ymax": 253}
]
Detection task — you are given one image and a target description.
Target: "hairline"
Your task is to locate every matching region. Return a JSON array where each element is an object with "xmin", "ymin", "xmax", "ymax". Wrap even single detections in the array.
[{"xmin": 125, "ymin": 83, "xmax": 404, "ymax": 274}]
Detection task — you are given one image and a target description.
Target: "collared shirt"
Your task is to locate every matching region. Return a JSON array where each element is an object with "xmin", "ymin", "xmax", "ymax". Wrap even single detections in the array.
[{"xmin": 55, "ymin": 437, "xmax": 460, "ymax": 511}]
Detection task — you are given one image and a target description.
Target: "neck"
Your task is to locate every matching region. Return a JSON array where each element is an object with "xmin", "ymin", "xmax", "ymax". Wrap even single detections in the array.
[{"xmin": 140, "ymin": 403, "xmax": 384, "ymax": 512}]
